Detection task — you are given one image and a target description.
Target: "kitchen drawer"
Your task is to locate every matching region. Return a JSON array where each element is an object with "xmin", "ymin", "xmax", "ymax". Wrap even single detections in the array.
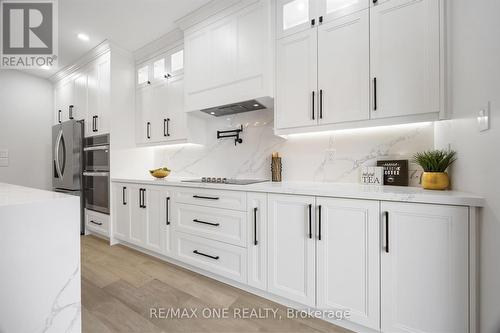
[
  {"xmin": 85, "ymin": 209, "xmax": 109, "ymax": 236},
  {"xmin": 173, "ymin": 231, "xmax": 247, "ymax": 283},
  {"xmin": 173, "ymin": 203, "xmax": 247, "ymax": 247},
  {"xmin": 174, "ymin": 187, "xmax": 246, "ymax": 211}
]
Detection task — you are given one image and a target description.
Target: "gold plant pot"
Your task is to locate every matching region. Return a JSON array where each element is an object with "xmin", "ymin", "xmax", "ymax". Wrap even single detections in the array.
[{"xmin": 421, "ymin": 172, "xmax": 449, "ymax": 190}]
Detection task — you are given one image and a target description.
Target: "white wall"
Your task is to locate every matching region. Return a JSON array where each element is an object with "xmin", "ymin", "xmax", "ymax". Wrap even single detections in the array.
[
  {"xmin": 0, "ymin": 70, "xmax": 53, "ymax": 190},
  {"xmin": 434, "ymin": 0, "xmax": 500, "ymax": 331},
  {"xmin": 153, "ymin": 110, "xmax": 434, "ymax": 185}
]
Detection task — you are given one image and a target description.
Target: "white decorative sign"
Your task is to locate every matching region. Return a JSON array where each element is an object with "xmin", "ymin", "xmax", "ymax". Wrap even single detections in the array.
[{"xmin": 360, "ymin": 166, "xmax": 383, "ymax": 185}]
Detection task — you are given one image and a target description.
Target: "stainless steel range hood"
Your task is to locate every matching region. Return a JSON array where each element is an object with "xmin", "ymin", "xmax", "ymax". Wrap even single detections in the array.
[{"xmin": 200, "ymin": 97, "xmax": 273, "ymax": 117}]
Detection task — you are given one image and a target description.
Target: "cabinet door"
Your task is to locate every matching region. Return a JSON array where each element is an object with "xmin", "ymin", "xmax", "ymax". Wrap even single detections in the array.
[
  {"xmin": 129, "ymin": 186, "xmax": 147, "ymax": 245},
  {"xmin": 316, "ymin": 197, "xmax": 380, "ymax": 330},
  {"xmin": 87, "ymin": 53, "xmax": 110, "ymax": 136},
  {"xmin": 276, "ymin": 29, "xmax": 318, "ymax": 130},
  {"xmin": 164, "ymin": 75, "xmax": 187, "ymax": 141},
  {"xmin": 317, "ymin": 0, "xmax": 369, "ymax": 24},
  {"xmin": 143, "ymin": 186, "xmax": 163, "ymax": 254},
  {"xmin": 370, "ymin": 0, "xmax": 440, "ymax": 119},
  {"xmin": 113, "ymin": 184, "xmax": 131, "ymax": 241},
  {"xmin": 277, "ymin": 0, "xmax": 317, "ymax": 38},
  {"xmin": 318, "ymin": 9, "xmax": 369, "ymax": 125},
  {"xmin": 381, "ymin": 202, "xmax": 468, "ymax": 333},
  {"xmin": 54, "ymin": 85, "xmax": 64, "ymax": 124},
  {"xmin": 73, "ymin": 73, "xmax": 88, "ymax": 121},
  {"xmin": 136, "ymin": 86, "xmax": 156, "ymax": 144},
  {"xmin": 247, "ymin": 193, "xmax": 267, "ymax": 291},
  {"xmin": 57, "ymin": 79, "xmax": 74, "ymax": 124},
  {"xmin": 268, "ymin": 194, "xmax": 315, "ymax": 306}
]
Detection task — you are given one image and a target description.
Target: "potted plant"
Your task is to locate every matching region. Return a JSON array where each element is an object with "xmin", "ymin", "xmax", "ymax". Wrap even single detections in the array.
[{"xmin": 413, "ymin": 150, "xmax": 457, "ymax": 190}]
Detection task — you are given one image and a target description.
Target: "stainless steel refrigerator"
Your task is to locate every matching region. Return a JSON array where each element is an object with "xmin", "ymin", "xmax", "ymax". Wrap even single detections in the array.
[{"xmin": 52, "ymin": 120, "xmax": 85, "ymax": 234}]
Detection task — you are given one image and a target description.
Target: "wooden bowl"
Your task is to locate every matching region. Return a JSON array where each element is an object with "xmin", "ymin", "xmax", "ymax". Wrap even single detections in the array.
[{"xmin": 150, "ymin": 170, "xmax": 170, "ymax": 179}]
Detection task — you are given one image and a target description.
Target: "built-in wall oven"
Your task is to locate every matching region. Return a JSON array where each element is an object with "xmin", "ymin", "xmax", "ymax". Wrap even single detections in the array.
[{"xmin": 83, "ymin": 134, "xmax": 110, "ymax": 215}]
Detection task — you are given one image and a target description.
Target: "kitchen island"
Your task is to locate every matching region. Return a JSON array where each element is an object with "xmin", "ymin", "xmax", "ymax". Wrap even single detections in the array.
[{"xmin": 0, "ymin": 183, "xmax": 81, "ymax": 333}]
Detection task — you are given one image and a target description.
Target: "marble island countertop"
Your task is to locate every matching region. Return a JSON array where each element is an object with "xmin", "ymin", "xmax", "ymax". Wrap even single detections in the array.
[
  {"xmin": 0, "ymin": 182, "xmax": 74, "ymax": 207},
  {"xmin": 112, "ymin": 177, "xmax": 485, "ymax": 207}
]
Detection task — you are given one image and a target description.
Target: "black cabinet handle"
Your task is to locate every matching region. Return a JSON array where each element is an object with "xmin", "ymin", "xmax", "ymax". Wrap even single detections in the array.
[
  {"xmin": 58, "ymin": 110, "xmax": 62, "ymax": 123},
  {"xmin": 253, "ymin": 207, "xmax": 258, "ymax": 245},
  {"xmin": 193, "ymin": 250, "xmax": 219, "ymax": 260},
  {"xmin": 308, "ymin": 204, "xmax": 312, "ymax": 239},
  {"xmin": 95, "ymin": 115, "xmax": 98, "ymax": 132},
  {"xmin": 166, "ymin": 197, "xmax": 170, "ymax": 225},
  {"xmin": 312, "ymin": 91, "xmax": 315, "ymax": 120},
  {"xmin": 319, "ymin": 16, "xmax": 323, "ymax": 24},
  {"xmin": 164, "ymin": 118, "xmax": 170, "ymax": 137},
  {"xmin": 311, "ymin": 18, "xmax": 315, "ymax": 26},
  {"xmin": 92, "ymin": 116, "xmax": 98, "ymax": 132},
  {"xmin": 384, "ymin": 211, "xmax": 389, "ymax": 253},
  {"xmin": 373, "ymin": 0, "xmax": 378, "ymax": 3},
  {"xmin": 69, "ymin": 105, "xmax": 74, "ymax": 119},
  {"xmin": 193, "ymin": 219, "xmax": 220, "ymax": 227},
  {"xmin": 139, "ymin": 189, "xmax": 143, "ymax": 208},
  {"xmin": 142, "ymin": 188, "xmax": 146, "ymax": 209},
  {"xmin": 147, "ymin": 80, "xmax": 151, "ymax": 85},
  {"xmin": 90, "ymin": 220, "xmax": 102, "ymax": 226},
  {"xmin": 318, "ymin": 205, "xmax": 322, "ymax": 241},
  {"xmin": 147, "ymin": 122, "xmax": 151, "ymax": 139},
  {"xmin": 319, "ymin": 89, "xmax": 323, "ymax": 119},
  {"xmin": 193, "ymin": 195, "xmax": 220, "ymax": 200},
  {"xmin": 373, "ymin": 77, "xmax": 377, "ymax": 111},
  {"xmin": 122, "ymin": 187, "xmax": 127, "ymax": 205}
]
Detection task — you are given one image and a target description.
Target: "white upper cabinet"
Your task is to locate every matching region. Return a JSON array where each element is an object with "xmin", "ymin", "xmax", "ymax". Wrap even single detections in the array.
[
  {"xmin": 370, "ymin": 0, "xmax": 440, "ymax": 119},
  {"xmin": 318, "ymin": 0, "xmax": 369, "ymax": 23},
  {"xmin": 136, "ymin": 46, "xmax": 189, "ymax": 145},
  {"xmin": 184, "ymin": 0, "xmax": 272, "ymax": 112},
  {"xmin": 276, "ymin": 29, "xmax": 317, "ymax": 129},
  {"xmin": 316, "ymin": 197, "xmax": 380, "ymax": 330},
  {"xmin": 86, "ymin": 52, "xmax": 111, "ymax": 137},
  {"xmin": 317, "ymin": 9, "xmax": 370, "ymax": 124},
  {"xmin": 137, "ymin": 64, "xmax": 150, "ymax": 87},
  {"xmin": 380, "ymin": 202, "xmax": 469, "ymax": 333},
  {"xmin": 277, "ymin": 0, "xmax": 316, "ymax": 38},
  {"xmin": 73, "ymin": 72, "xmax": 88, "ymax": 122}
]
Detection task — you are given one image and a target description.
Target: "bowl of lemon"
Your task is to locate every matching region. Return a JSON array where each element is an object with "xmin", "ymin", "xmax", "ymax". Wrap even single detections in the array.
[{"xmin": 149, "ymin": 167, "xmax": 171, "ymax": 179}]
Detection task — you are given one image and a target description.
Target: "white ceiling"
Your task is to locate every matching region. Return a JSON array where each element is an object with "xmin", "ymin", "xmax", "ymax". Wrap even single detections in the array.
[{"xmin": 26, "ymin": 0, "xmax": 211, "ymax": 78}]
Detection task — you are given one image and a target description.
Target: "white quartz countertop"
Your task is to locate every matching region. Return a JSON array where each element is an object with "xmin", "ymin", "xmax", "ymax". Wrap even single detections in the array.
[
  {"xmin": 0, "ymin": 183, "xmax": 75, "ymax": 207},
  {"xmin": 111, "ymin": 178, "xmax": 485, "ymax": 207}
]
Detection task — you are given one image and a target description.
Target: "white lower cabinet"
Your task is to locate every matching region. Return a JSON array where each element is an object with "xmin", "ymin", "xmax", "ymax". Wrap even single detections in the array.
[
  {"xmin": 247, "ymin": 192, "xmax": 268, "ymax": 291},
  {"xmin": 267, "ymin": 194, "xmax": 316, "ymax": 307},
  {"xmin": 85, "ymin": 209, "xmax": 110, "ymax": 236},
  {"xmin": 113, "ymin": 183, "xmax": 173, "ymax": 256},
  {"xmin": 316, "ymin": 197, "xmax": 380, "ymax": 330},
  {"xmin": 111, "ymin": 182, "xmax": 473, "ymax": 333},
  {"xmin": 380, "ymin": 202, "xmax": 469, "ymax": 333}
]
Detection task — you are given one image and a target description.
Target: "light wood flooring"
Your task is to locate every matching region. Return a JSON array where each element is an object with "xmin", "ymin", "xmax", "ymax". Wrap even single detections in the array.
[{"xmin": 82, "ymin": 235, "xmax": 352, "ymax": 333}]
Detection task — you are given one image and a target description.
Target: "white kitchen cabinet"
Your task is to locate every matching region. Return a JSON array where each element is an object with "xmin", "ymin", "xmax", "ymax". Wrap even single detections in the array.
[
  {"xmin": 316, "ymin": 197, "xmax": 380, "ymax": 330},
  {"xmin": 54, "ymin": 79, "xmax": 73, "ymax": 124},
  {"xmin": 247, "ymin": 192, "xmax": 267, "ymax": 291},
  {"xmin": 277, "ymin": 0, "xmax": 317, "ymax": 38},
  {"xmin": 317, "ymin": 9, "xmax": 370, "ymax": 124},
  {"xmin": 160, "ymin": 189, "xmax": 174, "ymax": 256},
  {"xmin": 184, "ymin": 0, "xmax": 272, "ymax": 112},
  {"xmin": 136, "ymin": 47, "xmax": 188, "ymax": 145},
  {"xmin": 113, "ymin": 183, "xmax": 131, "ymax": 241},
  {"xmin": 380, "ymin": 202, "xmax": 469, "ymax": 333},
  {"xmin": 129, "ymin": 185, "xmax": 147, "ymax": 245},
  {"xmin": 276, "ymin": 29, "xmax": 317, "ymax": 129},
  {"xmin": 73, "ymin": 72, "xmax": 88, "ymax": 121},
  {"xmin": 143, "ymin": 186, "xmax": 163, "ymax": 253},
  {"xmin": 370, "ymin": 0, "xmax": 440, "ymax": 119},
  {"xmin": 86, "ymin": 52, "xmax": 111, "ymax": 137},
  {"xmin": 267, "ymin": 194, "xmax": 315, "ymax": 306},
  {"xmin": 318, "ymin": 0, "xmax": 369, "ymax": 23}
]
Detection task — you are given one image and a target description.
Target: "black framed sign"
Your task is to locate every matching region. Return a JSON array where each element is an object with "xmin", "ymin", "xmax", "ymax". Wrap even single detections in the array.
[{"xmin": 377, "ymin": 160, "xmax": 409, "ymax": 186}]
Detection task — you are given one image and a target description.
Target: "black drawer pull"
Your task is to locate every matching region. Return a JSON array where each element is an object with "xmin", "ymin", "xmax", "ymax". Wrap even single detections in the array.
[
  {"xmin": 166, "ymin": 197, "xmax": 171, "ymax": 225},
  {"xmin": 193, "ymin": 219, "xmax": 220, "ymax": 227},
  {"xmin": 122, "ymin": 187, "xmax": 127, "ymax": 205},
  {"xmin": 384, "ymin": 211, "xmax": 389, "ymax": 253},
  {"xmin": 90, "ymin": 220, "xmax": 102, "ymax": 226},
  {"xmin": 308, "ymin": 204, "xmax": 312, "ymax": 239},
  {"xmin": 318, "ymin": 205, "xmax": 322, "ymax": 241},
  {"xmin": 193, "ymin": 195, "xmax": 220, "ymax": 200},
  {"xmin": 253, "ymin": 207, "xmax": 258, "ymax": 245},
  {"xmin": 193, "ymin": 250, "xmax": 219, "ymax": 260}
]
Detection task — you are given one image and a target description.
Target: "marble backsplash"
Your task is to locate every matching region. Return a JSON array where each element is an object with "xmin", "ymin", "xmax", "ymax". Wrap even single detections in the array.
[{"xmin": 152, "ymin": 110, "xmax": 434, "ymax": 186}]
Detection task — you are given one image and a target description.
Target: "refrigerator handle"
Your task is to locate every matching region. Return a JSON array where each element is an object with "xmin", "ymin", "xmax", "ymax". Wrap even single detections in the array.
[{"xmin": 54, "ymin": 130, "xmax": 64, "ymax": 179}]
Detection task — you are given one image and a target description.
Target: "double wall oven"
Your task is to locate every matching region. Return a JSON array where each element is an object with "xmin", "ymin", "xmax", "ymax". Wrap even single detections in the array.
[{"xmin": 83, "ymin": 135, "xmax": 110, "ymax": 215}]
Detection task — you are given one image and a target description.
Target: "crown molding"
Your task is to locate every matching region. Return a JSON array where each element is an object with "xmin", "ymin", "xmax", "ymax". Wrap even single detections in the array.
[
  {"xmin": 133, "ymin": 28, "xmax": 184, "ymax": 63},
  {"xmin": 49, "ymin": 40, "xmax": 112, "ymax": 83},
  {"xmin": 175, "ymin": 0, "xmax": 241, "ymax": 31}
]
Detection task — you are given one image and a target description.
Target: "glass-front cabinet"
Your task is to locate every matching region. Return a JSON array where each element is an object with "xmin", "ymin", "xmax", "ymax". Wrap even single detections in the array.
[{"xmin": 277, "ymin": 0, "xmax": 370, "ymax": 38}]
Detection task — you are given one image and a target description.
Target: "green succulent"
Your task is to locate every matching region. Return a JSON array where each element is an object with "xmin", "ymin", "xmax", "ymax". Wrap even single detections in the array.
[{"xmin": 413, "ymin": 149, "xmax": 457, "ymax": 172}]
